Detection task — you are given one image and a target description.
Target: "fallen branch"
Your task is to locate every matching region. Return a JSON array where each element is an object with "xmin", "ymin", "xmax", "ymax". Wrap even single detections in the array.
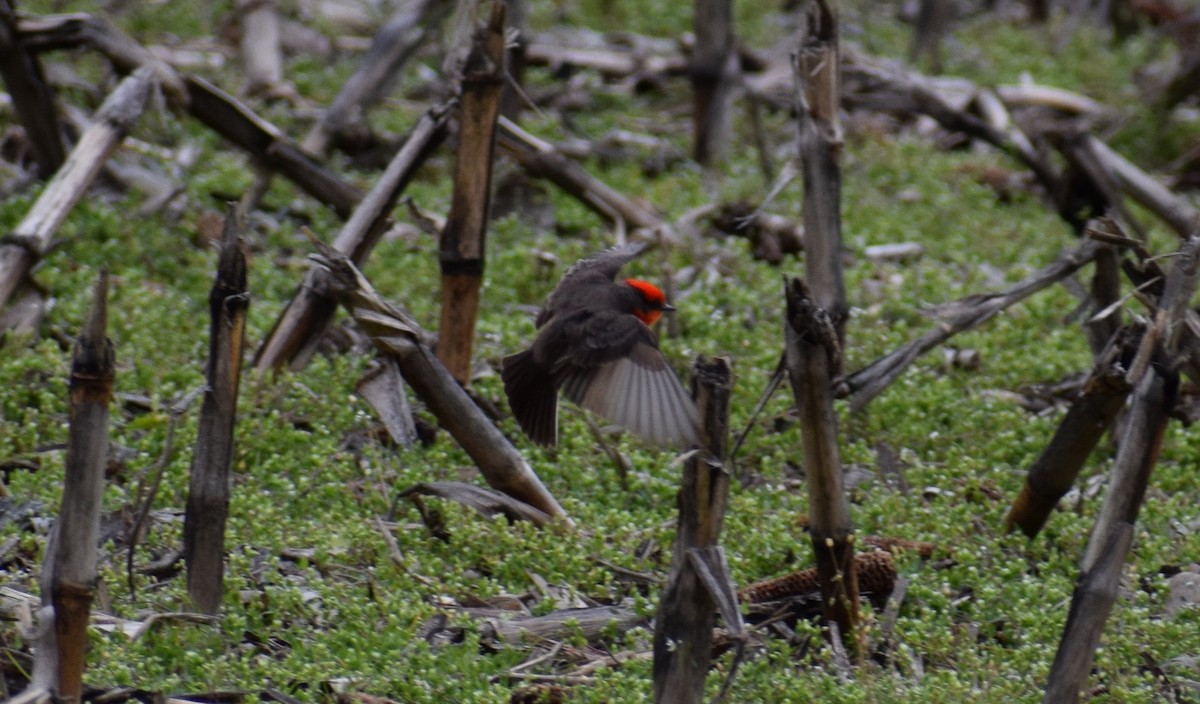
[
  {"xmin": 302, "ymin": 0, "xmax": 452, "ymax": 155},
  {"xmin": 254, "ymin": 102, "xmax": 451, "ymax": 371},
  {"xmin": 0, "ymin": 66, "xmax": 154, "ymax": 315},
  {"xmin": 497, "ymin": 116, "xmax": 666, "ymax": 235},
  {"xmin": 19, "ymin": 13, "xmax": 364, "ymax": 218},
  {"xmin": 837, "ymin": 240, "xmax": 1101, "ymax": 411},
  {"xmin": 307, "ymin": 243, "xmax": 570, "ymax": 524}
]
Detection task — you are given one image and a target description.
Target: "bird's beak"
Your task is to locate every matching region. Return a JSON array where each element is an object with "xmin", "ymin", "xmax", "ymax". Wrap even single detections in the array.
[{"xmin": 662, "ymin": 303, "xmax": 676, "ymax": 313}]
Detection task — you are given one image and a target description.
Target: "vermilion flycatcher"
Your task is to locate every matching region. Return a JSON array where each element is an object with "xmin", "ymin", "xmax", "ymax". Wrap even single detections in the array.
[{"xmin": 502, "ymin": 243, "xmax": 700, "ymax": 448}]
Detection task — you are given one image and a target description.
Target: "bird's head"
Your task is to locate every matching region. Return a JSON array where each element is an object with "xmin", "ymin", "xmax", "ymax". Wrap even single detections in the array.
[{"xmin": 624, "ymin": 278, "xmax": 674, "ymax": 326}]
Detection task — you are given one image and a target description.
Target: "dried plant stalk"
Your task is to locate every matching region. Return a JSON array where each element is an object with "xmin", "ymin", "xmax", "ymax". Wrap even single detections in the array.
[
  {"xmin": 183, "ymin": 207, "xmax": 250, "ymax": 615},
  {"xmin": 33, "ymin": 272, "xmax": 113, "ymax": 698},
  {"xmin": 653, "ymin": 357, "xmax": 735, "ymax": 704}
]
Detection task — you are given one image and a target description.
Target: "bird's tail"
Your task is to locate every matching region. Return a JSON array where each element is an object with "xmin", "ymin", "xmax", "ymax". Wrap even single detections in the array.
[{"xmin": 501, "ymin": 349, "xmax": 558, "ymax": 446}]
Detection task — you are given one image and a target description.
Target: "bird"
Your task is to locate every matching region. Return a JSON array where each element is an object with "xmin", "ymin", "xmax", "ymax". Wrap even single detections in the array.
[{"xmin": 501, "ymin": 242, "xmax": 700, "ymax": 448}]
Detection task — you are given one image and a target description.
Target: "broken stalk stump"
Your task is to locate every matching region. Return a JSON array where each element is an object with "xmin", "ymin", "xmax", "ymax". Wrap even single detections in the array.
[
  {"xmin": 1004, "ymin": 323, "xmax": 1139, "ymax": 538},
  {"xmin": 795, "ymin": 0, "xmax": 847, "ymax": 342},
  {"xmin": 653, "ymin": 356, "xmax": 736, "ymax": 704},
  {"xmin": 308, "ymin": 244, "xmax": 569, "ymax": 524},
  {"xmin": 437, "ymin": 1, "xmax": 506, "ymax": 385},
  {"xmin": 183, "ymin": 207, "xmax": 250, "ymax": 615},
  {"xmin": 254, "ymin": 102, "xmax": 451, "ymax": 371},
  {"xmin": 0, "ymin": 66, "xmax": 154, "ymax": 315},
  {"xmin": 784, "ymin": 277, "xmax": 860, "ymax": 660},
  {"xmin": 33, "ymin": 272, "xmax": 113, "ymax": 699}
]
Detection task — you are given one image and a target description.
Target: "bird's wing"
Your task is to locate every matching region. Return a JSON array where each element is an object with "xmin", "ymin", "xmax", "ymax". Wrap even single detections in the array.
[{"xmin": 554, "ymin": 312, "xmax": 699, "ymax": 448}]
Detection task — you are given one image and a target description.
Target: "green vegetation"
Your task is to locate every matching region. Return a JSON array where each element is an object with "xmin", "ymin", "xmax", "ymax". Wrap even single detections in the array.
[{"xmin": 1, "ymin": 2, "xmax": 1197, "ymax": 702}]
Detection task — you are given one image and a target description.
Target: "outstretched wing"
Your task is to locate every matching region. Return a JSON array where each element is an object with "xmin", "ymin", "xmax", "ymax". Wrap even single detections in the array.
[{"xmin": 552, "ymin": 311, "xmax": 699, "ymax": 448}]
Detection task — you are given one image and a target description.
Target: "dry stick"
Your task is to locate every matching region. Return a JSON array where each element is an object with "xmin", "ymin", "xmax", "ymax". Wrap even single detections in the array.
[
  {"xmin": 837, "ymin": 240, "xmax": 1101, "ymax": 411},
  {"xmin": 795, "ymin": 0, "xmax": 848, "ymax": 343},
  {"xmin": 183, "ymin": 207, "xmax": 250, "ymax": 615},
  {"xmin": 843, "ymin": 60, "xmax": 1061, "ymax": 209},
  {"xmin": 0, "ymin": 0, "xmax": 65, "ymax": 179},
  {"xmin": 302, "ymin": 0, "xmax": 452, "ymax": 155},
  {"xmin": 308, "ymin": 244, "xmax": 570, "ymax": 524},
  {"xmin": 1004, "ymin": 323, "xmax": 1139, "ymax": 538},
  {"xmin": 691, "ymin": 0, "xmax": 738, "ymax": 164},
  {"xmin": 0, "ymin": 66, "xmax": 153, "ymax": 315},
  {"xmin": 18, "ymin": 13, "xmax": 364, "ymax": 219},
  {"xmin": 437, "ymin": 1, "xmax": 506, "ymax": 385},
  {"xmin": 653, "ymin": 356, "xmax": 736, "ymax": 704},
  {"xmin": 1085, "ymin": 243, "xmax": 1122, "ymax": 357},
  {"xmin": 1082, "ymin": 234, "xmax": 1199, "ymax": 571},
  {"xmin": 1042, "ymin": 522, "xmax": 1135, "ymax": 704},
  {"xmin": 254, "ymin": 103, "xmax": 451, "ymax": 371},
  {"xmin": 496, "ymin": 117, "xmax": 666, "ymax": 234},
  {"xmin": 1080, "ymin": 135, "xmax": 1200, "ymax": 239},
  {"xmin": 784, "ymin": 278, "xmax": 861, "ymax": 660},
  {"xmin": 32, "ymin": 272, "xmax": 113, "ymax": 699},
  {"xmin": 237, "ymin": 0, "xmax": 283, "ymax": 95},
  {"xmin": 1044, "ymin": 236, "xmax": 1199, "ymax": 704}
]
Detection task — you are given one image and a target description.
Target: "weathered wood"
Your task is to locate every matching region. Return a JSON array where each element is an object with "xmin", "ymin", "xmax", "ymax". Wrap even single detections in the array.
[
  {"xmin": 838, "ymin": 241, "xmax": 1101, "ymax": 411},
  {"xmin": 1082, "ymin": 236, "xmax": 1198, "ymax": 572},
  {"xmin": 183, "ymin": 207, "xmax": 249, "ymax": 615},
  {"xmin": 1044, "ymin": 236, "xmax": 1199, "ymax": 703},
  {"xmin": 1005, "ymin": 324, "xmax": 1138, "ymax": 538},
  {"xmin": 479, "ymin": 605, "xmax": 645, "ymax": 644},
  {"xmin": 1042, "ymin": 522, "xmax": 1134, "ymax": 704},
  {"xmin": 0, "ymin": 0, "xmax": 65, "ymax": 178},
  {"xmin": 302, "ymin": 0, "xmax": 452, "ymax": 155},
  {"xmin": 254, "ymin": 103, "xmax": 451, "ymax": 371},
  {"xmin": 784, "ymin": 277, "xmax": 860, "ymax": 659},
  {"xmin": 17, "ymin": 13, "xmax": 363, "ymax": 218},
  {"xmin": 184, "ymin": 76, "xmax": 362, "ymax": 219},
  {"xmin": 1081, "ymin": 136, "xmax": 1200, "ymax": 239},
  {"xmin": 653, "ymin": 356, "xmax": 735, "ymax": 704},
  {"xmin": 237, "ymin": 0, "xmax": 283, "ymax": 96},
  {"xmin": 0, "ymin": 66, "xmax": 153, "ymax": 316},
  {"xmin": 34, "ymin": 272, "xmax": 114, "ymax": 698},
  {"xmin": 691, "ymin": 0, "xmax": 738, "ymax": 164},
  {"xmin": 795, "ymin": 0, "xmax": 847, "ymax": 342},
  {"xmin": 438, "ymin": 2, "xmax": 506, "ymax": 385},
  {"xmin": 497, "ymin": 117, "xmax": 666, "ymax": 233},
  {"xmin": 308, "ymin": 244, "xmax": 570, "ymax": 524}
]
